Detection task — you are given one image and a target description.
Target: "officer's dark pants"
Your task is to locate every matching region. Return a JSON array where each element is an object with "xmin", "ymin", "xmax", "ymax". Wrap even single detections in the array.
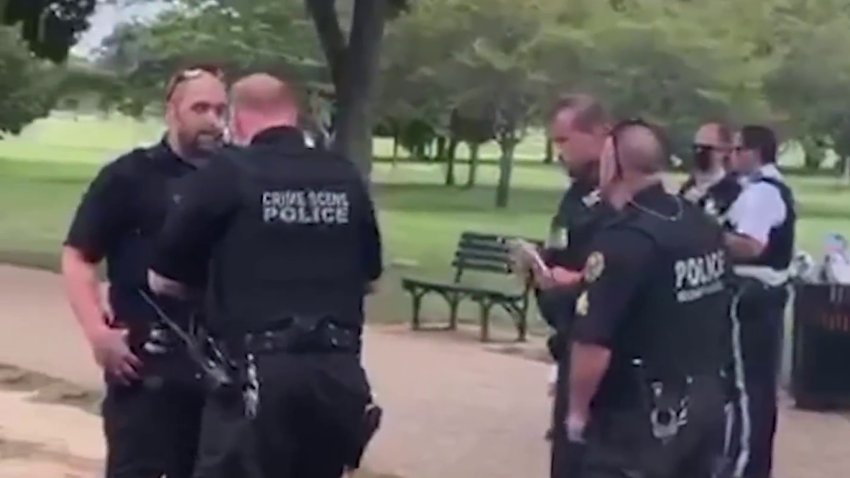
[
  {"xmin": 192, "ymin": 352, "xmax": 371, "ymax": 478},
  {"xmin": 730, "ymin": 285, "xmax": 787, "ymax": 478},
  {"xmin": 102, "ymin": 380, "xmax": 205, "ymax": 478},
  {"xmin": 577, "ymin": 377, "xmax": 726, "ymax": 478},
  {"xmin": 549, "ymin": 342, "xmax": 571, "ymax": 478},
  {"xmin": 538, "ymin": 288, "xmax": 577, "ymax": 478}
]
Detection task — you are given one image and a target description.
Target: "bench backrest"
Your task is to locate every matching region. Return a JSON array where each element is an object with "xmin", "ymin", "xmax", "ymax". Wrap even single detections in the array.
[{"xmin": 451, "ymin": 231, "xmax": 542, "ymax": 284}]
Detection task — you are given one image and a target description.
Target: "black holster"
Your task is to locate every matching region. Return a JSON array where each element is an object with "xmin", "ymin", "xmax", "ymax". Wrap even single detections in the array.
[{"xmin": 345, "ymin": 403, "xmax": 383, "ymax": 470}]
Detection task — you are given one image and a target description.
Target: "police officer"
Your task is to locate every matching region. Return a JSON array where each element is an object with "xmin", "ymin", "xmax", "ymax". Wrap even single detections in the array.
[
  {"xmin": 532, "ymin": 94, "xmax": 614, "ymax": 478},
  {"xmin": 724, "ymin": 125, "xmax": 795, "ymax": 478},
  {"xmin": 680, "ymin": 122, "xmax": 742, "ymax": 221},
  {"xmin": 563, "ymin": 119, "xmax": 732, "ymax": 477},
  {"xmin": 147, "ymin": 73, "xmax": 383, "ymax": 478},
  {"xmin": 61, "ymin": 65, "xmax": 228, "ymax": 477}
]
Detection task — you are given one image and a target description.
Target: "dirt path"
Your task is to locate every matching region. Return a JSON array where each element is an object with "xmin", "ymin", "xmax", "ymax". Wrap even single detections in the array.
[{"xmin": 0, "ymin": 265, "xmax": 849, "ymax": 477}]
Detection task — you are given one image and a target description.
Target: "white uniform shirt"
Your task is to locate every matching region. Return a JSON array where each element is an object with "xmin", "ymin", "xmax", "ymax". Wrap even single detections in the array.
[{"xmin": 726, "ymin": 164, "xmax": 787, "ymax": 246}]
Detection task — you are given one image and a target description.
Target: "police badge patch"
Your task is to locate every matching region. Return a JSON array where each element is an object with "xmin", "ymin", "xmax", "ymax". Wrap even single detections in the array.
[{"xmin": 583, "ymin": 251, "xmax": 605, "ymax": 283}]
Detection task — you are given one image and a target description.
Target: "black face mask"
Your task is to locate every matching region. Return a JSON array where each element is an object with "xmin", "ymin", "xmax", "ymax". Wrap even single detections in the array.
[{"xmin": 692, "ymin": 144, "xmax": 715, "ymax": 172}]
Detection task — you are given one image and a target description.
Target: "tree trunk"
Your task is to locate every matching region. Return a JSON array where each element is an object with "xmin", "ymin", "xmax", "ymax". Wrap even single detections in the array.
[
  {"xmin": 843, "ymin": 155, "xmax": 850, "ymax": 187},
  {"xmin": 391, "ymin": 127, "xmax": 399, "ymax": 167},
  {"xmin": 436, "ymin": 136, "xmax": 447, "ymax": 162},
  {"xmin": 304, "ymin": 0, "xmax": 346, "ymax": 89},
  {"xmin": 445, "ymin": 136, "xmax": 458, "ymax": 186},
  {"xmin": 495, "ymin": 139, "xmax": 516, "ymax": 208},
  {"xmin": 544, "ymin": 139, "xmax": 554, "ymax": 164},
  {"xmin": 466, "ymin": 142, "xmax": 480, "ymax": 188},
  {"xmin": 309, "ymin": 0, "xmax": 389, "ymax": 179}
]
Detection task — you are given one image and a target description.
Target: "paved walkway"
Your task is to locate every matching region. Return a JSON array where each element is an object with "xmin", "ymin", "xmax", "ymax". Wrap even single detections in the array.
[{"xmin": 0, "ymin": 265, "xmax": 848, "ymax": 477}]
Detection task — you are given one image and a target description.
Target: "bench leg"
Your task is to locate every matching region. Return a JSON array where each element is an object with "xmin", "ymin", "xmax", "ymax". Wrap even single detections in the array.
[
  {"xmin": 448, "ymin": 294, "xmax": 460, "ymax": 330},
  {"xmin": 479, "ymin": 300, "xmax": 494, "ymax": 342},
  {"xmin": 502, "ymin": 301, "xmax": 528, "ymax": 342},
  {"xmin": 516, "ymin": 311, "xmax": 527, "ymax": 342},
  {"xmin": 513, "ymin": 301, "xmax": 528, "ymax": 342},
  {"xmin": 411, "ymin": 292, "xmax": 425, "ymax": 330}
]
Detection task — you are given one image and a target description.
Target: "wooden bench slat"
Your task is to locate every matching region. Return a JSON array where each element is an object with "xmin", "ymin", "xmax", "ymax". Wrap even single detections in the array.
[
  {"xmin": 451, "ymin": 259, "xmax": 512, "ymax": 274},
  {"xmin": 454, "ymin": 251, "xmax": 511, "ymax": 265}
]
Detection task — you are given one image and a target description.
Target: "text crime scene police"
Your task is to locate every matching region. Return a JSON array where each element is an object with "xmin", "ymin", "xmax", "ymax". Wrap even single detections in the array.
[{"xmin": 262, "ymin": 189, "xmax": 351, "ymax": 224}]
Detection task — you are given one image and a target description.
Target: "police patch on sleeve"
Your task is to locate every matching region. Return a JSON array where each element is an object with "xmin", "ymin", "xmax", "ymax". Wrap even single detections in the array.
[
  {"xmin": 583, "ymin": 251, "xmax": 605, "ymax": 283},
  {"xmin": 575, "ymin": 290, "xmax": 589, "ymax": 316}
]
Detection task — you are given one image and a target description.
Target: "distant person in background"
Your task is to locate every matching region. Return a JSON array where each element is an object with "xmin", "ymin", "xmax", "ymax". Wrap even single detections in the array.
[
  {"xmin": 679, "ymin": 122, "xmax": 742, "ymax": 222},
  {"xmin": 61, "ymin": 65, "xmax": 228, "ymax": 478},
  {"xmin": 724, "ymin": 125, "xmax": 796, "ymax": 478},
  {"xmin": 532, "ymin": 94, "xmax": 614, "ymax": 478}
]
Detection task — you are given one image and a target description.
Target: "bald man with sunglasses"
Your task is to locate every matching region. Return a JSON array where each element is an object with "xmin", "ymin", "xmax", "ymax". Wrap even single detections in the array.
[
  {"xmin": 680, "ymin": 122, "xmax": 742, "ymax": 222},
  {"xmin": 61, "ymin": 65, "xmax": 228, "ymax": 478}
]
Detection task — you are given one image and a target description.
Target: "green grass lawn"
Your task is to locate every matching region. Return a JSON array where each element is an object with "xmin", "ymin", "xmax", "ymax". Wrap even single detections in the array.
[{"xmin": 1, "ymin": 114, "xmax": 849, "ymax": 331}]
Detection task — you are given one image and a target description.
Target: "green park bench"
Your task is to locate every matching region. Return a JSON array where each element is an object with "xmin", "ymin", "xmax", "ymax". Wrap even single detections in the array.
[{"xmin": 400, "ymin": 231, "xmax": 540, "ymax": 342}]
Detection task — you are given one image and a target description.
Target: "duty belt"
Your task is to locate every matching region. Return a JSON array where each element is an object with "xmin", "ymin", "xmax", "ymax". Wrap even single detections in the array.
[{"xmin": 236, "ymin": 319, "xmax": 360, "ymax": 355}]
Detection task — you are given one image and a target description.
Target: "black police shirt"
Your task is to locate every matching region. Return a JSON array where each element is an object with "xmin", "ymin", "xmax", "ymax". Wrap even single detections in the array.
[
  {"xmin": 64, "ymin": 139, "xmax": 199, "ymax": 330},
  {"xmin": 151, "ymin": 126, "xmax": 383, "ymax": 335},
  {"xmin": 569, "ymin": 208, "xmax": 655, "ymax": 350},
  {"xmin": 546, "ymin": 179, "xmax": 611, "ymax": 270},
  {"xmin": 572, "ymin": 184, "xmax": 731, "ymax": 406},
  {"xmin": 538, "ymin": 179, "xmax": 613, "ymax": 332}
]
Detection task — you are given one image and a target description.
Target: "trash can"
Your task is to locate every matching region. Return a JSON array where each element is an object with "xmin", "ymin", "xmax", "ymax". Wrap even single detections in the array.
[{"xmin": 791, "ymin": 283, "xmax": 850, "ymax": 410}]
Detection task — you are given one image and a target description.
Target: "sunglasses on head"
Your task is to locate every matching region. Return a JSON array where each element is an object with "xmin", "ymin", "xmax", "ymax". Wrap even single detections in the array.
[
  {"xmin": 165, "ymin": 64, "xmax": 225, "ymax": 101},
  {"xmin": 610, "ymin": 117, "xmax": 652, "ymax": 137}
]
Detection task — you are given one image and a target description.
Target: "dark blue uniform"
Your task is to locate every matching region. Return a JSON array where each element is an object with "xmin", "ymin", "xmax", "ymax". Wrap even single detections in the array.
[
  {"xmin": 538, "ymin": 179, "xmax": 613, "ymax": 478},
  {"xmin": 64, "ymin": 140, "xmax": 207, "ymax": 478},
  {"xmin": 724, "ymin": 174, "xmax": 796, "ymax": 478},
  {"xmin": 569, "ymin": 185, "xmax": 732, "ymax": 478},
  {"xmin": 150, "ymin": 126, "xmax": 382, "ymax": 478}
]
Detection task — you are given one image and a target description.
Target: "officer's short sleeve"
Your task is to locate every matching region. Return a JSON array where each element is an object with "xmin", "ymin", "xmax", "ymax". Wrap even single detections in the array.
[
  {"xmin": 726, "ymin": 183, "xmax": 786, "ymax": 245},
  {"xmin": 64, "ymin": 161, "xmax": 133, "ymax": 261},
  {"xmin": 572, "ymin": 228, "xmax": 654, "ymax": 347},
  {"xmin": 151, "ymin": 158, "xmax": 238, "ymax": 286}
]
